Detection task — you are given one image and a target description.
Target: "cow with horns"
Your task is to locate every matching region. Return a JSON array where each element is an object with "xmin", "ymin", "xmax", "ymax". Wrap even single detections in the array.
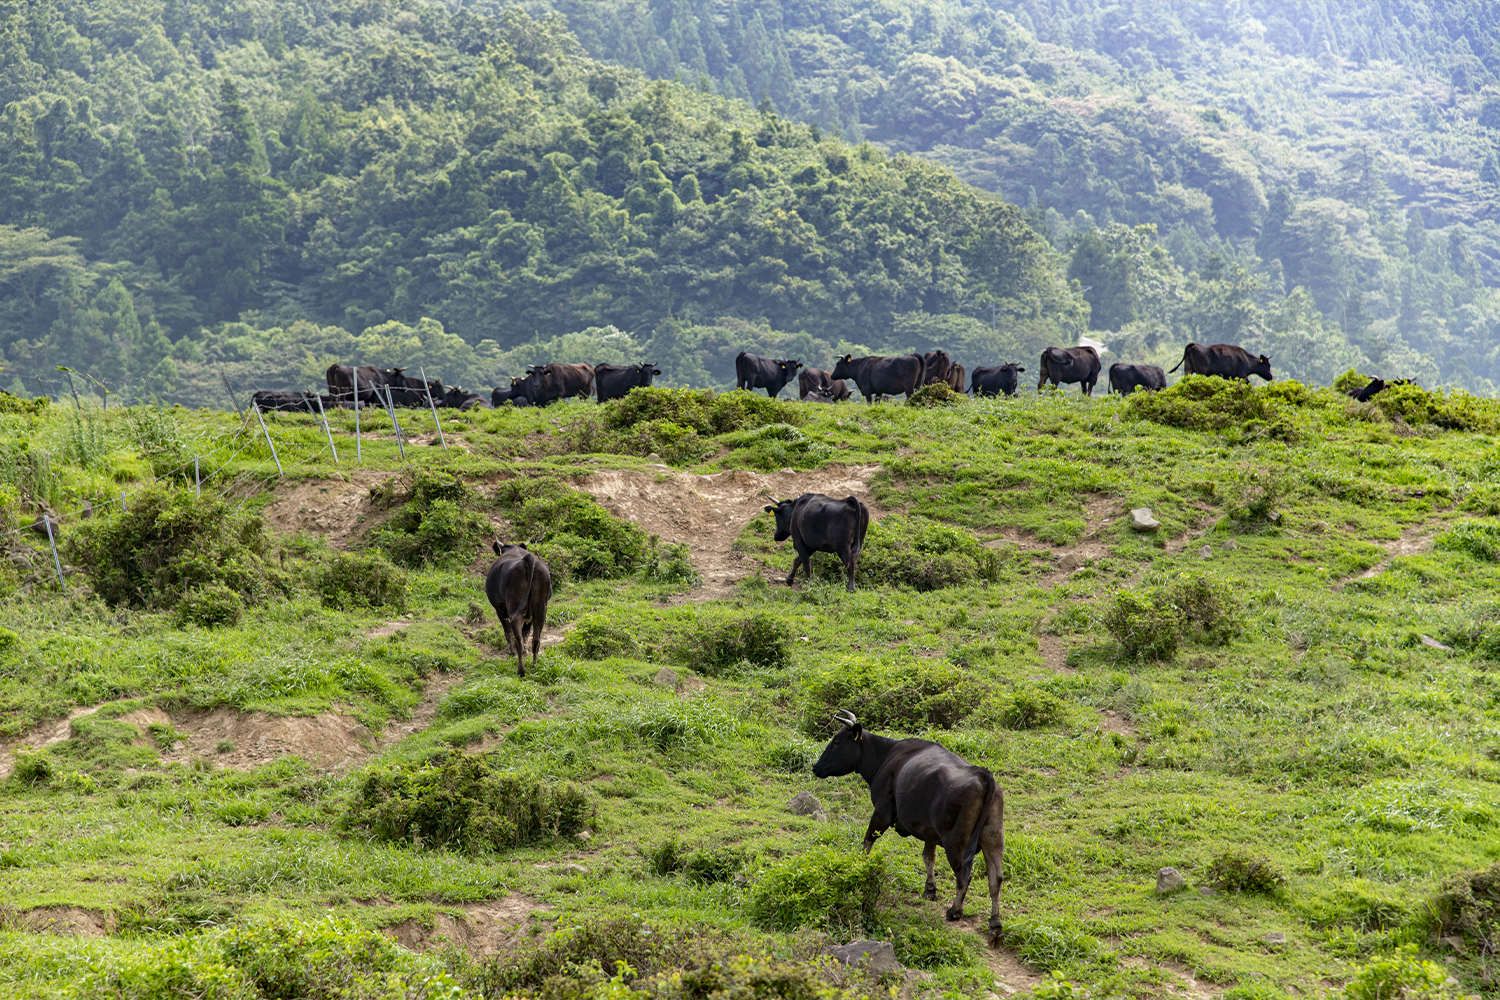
[{"xmin": 812, "ymin": 709, "xmax": 1005, "ymax": 945}]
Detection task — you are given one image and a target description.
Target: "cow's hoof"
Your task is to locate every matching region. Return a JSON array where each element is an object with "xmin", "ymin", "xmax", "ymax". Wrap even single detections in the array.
[
  {"xmin": 944, "ymin": 906, "xmax": 964, "ymax": 921},
  {"xmin": 921, "ymin": 888, "xmax": 937, "ymax": 901},
  {"xmin": 987, "ymin": 925, "xmax": 1004, "ymax": 948}
]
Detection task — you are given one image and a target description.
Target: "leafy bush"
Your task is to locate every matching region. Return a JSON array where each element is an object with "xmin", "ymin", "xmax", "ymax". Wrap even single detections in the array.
[
  {"xmin": 1374, "ymin": 382, "xmax": 1500, "ymax": 432},
  {"xmin": 747, "ymin": 847, "xmax": 894, "ymax": 934},
  {"xmin": 1127, "ymin": 375, "xmax": 1294, "ymax": 440},
  {"xmin": 563, "ymin": 388, "xmax": 801, "ymax": 463},
  {"xmin": 312, "ymin": 551, "xmax": 407, "ymax": 610},
  {"xmin": 493, "ymin": 477, "xmax": 649, "ymax": 581},
  {"xmin": 372, "ymin": 468, "xmax": 489, "ymax": 568},
  {"xmin": 907, "ymin": 382, "xmax": 962, "ymax": 407},
  {"xmin": 341, "ymin": 750, "xmax": 595, "ymax": 851},
  {"xmin": 1434, "ymin": 861, "xmax": 1500, "ymax": 945},
  {"xmin": 1169, "ymin": 575, "xmax": 1241, "ymax": 644},
  {"xmin": 564, "ymin": 614, "xmax": 640, "ymax": 659},
  {"xmin": 801, "ymin": 515, "xmax": 998, "ymax": 591},
  {"xmin": 996, "ymin": 686, "xmax": 1069, "ymax": 730},
  {"xmin": 1435, "ymin": 520, "xmax": 1500, "ymax": 561},
  {"xmin": 1333, "ymin": 369, "xmax": 1374, "ymax": 395},
  {"xmin": 173, "ymin": 582, "xmax": 244, "ymax": 628},
  {"xmin": 718, "ymin": 422, "xmax": 833, "ymax": 470},
  {"xmin": 1103, "ymin": 575, "xmax": 1239, "ymax": 660},
  {"xmin": 1205, "ymin": 849, "xmax": 1287, "ymax": 892},
  {"xmin": 64, "ymin": 488, "xmax": 284, "ymax": 610},
  {"xmin": 1343, "ymin": 945, "xmax": 1452, "ymax": 1000},
  {"xmin": 672, "ymin": 609, "xmax": 793, "ymax": 675},
  {"xmin": 802, "ymin": 657, "xmax": 988, "ymax": 733}
]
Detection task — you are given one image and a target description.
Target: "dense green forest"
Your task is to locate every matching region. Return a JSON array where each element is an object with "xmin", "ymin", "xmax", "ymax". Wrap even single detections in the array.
[
  {"xmin": 9, "ymin": 1, "xmax": 1500, "ymax": 402},
  {"xmin": 508, "ymin": 0, "xmax": 1500, "ymax": 393}
]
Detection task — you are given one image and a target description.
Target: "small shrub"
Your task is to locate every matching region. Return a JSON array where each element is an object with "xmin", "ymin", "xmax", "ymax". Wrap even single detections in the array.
[
  {"xmin": 312, "ymin": 551, "xmax": 407, "ymax": 610},
  {"xmin": 10, "ymin": 749, "xmax": 51, "ymax": 786},
  {"xmin": 647, "ymin": 837, "xmax": 684, "ymax": 877},
  {"xmin": 907, "ymin": 382, "xmax": 961, "ymax": 407},
  {"xmin": 807, "ymin": 515, "xmax": 998, "ymax": 591},
  {"xmin": 341, "ymin": 750, "xmax": 595, "ymax": 851},
  {"xmin": 1102, "ymin": 590, "xmax": 1180, "ymax": 661},
  {"xmin": 494, "ymin": 478, "xmax": 649, "ymax": 581},
  {"xmin": 892, "ymin": 924, "xmax": 976, "ymax": 969},
  {"xmin": 1223, "ymin": 468, "xmax": 1288, "ymax": 527},
  {"xmin": 216, "ymin": 799, "xmax": 271, "ymax": 826},
  {"xmin": 747, "ymin": 847, "xmax": 894, "ymax": 934},
  {"xmin": 1205, "ymin": 849, "xmax": 1287, "ymax": 893},
  {"xmin": 639, "ymin": 537, "xmax": 699, "ymax": 587},
  {"xmin": 683, "ymin": 845, "xmax": 749, "ymax": 884},
  {"xmin": 373, "ymin": 468, "xmax": 489, "ymax": 568},
  {"xmin": 1333, "ymin": 369, "xmax": 1374, "ymax": 395},
  {"xmin": 718, "ymin": 422, "xmax": 832, "ymax": 470},
  {"xmin": 802, "ymin": 657, "xmax": 988, "ymax": 733},
  {"xmin": 1003, "ymin": 915, "xmax": 1106, "ymax": 971},
  {"xmin": 997, "ymin": 687, "xmax": 1068, "ymax": 730},
  {"xmin": 1127, "ymin": 375, "xmax": 1293, "ymax": 440},
  {"xmin": 1343, "ymin": 945, "xmax": 1452, "ymax": 1000},
  {"xmin": 563, "ymin": 388, "xmax": 801, "ymax": 462},
  {"xmin": 1434, "ymin": 861, "xmax": 1500, "ymax": 945},
  {"xmin": 674, "ymin": 610, "xmax": 793, "ymax": 675},
  {"xmin": 1435, "ymin": 520, "xmax": 1500, "ymax": 562},
  {"xmin": 1374, "ymin": 382, "xmax": 1500, "ymax": 432},
  {"xmin": 564, "ymin": 614, "xmax": 639, "ymax": 659},
  {"xmin": 1169, "ymin": 575, "xmax": 1240, "ymax": 645},
  {"xmin": 64, "ymin": 488, "xmax": 283, "ymax": 610},
  {"xmin": 173, "ymin": 582, "xmax": 244, "ymax": 628}
]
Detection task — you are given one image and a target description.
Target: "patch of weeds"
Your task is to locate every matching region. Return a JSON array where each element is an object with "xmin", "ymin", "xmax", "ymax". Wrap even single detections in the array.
[
  {"xmin": 1434, "ymin": 520, "xmax": 1500, "ymax": 561},
  {"xmin": 907, "ymin": 382, "xmax": 962, "ymax": 407},
  {"xmin": 1205, "ymin": 849, "xmax": 1287, "ymax": 893},
  {"xmin": 1434, "ymin": 861, "xmax": 1500, "ymax": 946},
  {"xmin": 798, "ymin": 515, "xmax": 998, "ymax": 591},
  {"xmin": 494, "ymin": 478, "xmax": 649, "ymax": 582},
  {"xmin": 312, "ymin": 551, "xmax": 407, "ymax": 610},
  {"xmin": 1127, "ymin": 375, "xmax": 1295, "ymax": 440},
  {"xmin": 564, "ymin": 614, "xmax": 640, "ymax": 659},
  {"xmin": 990, "ymin": 686, "xmax": 1069, "ymax": 730},
  {"xmin": 1343, "ymin": 945, "xmax": 1451, "ymax": 1000},
  {"xmin": 1374, "ymin": 382, "xmax": 1500, "ymax": 432},
  {"xmin": 216, "ymin": 798, "xmax": 271, "ymax": 826},
  {"xmin": 1103, "ymin": 575, "xmax": 1239, "ymax": 661},
  {"xmin": 671, "ymin": 609, "xmax": 792, "ymax": 676},
  {"xmin": 438, "ymin": 675, "xmax": 548, "ymax": 723},
  {"xmin": 892, "ymin": 923, "xmax": 978, "ymax": 970},
  {"xmin": 172, "ymin": 582, "xmax": 244, "ymax": 628},
  {"xmin": 1003, "ymin": 915, "xmax": 1107, "ymax": 971},
  {"xmin": 719, "ymin": 422, "xmax": 833, "ymax": 470},
  {"xmin": 646, "ymin": 837, "xmax": 685, "ymax": 877},
  {"xmin": 368, "ymin": 622, "xmax": 474, "ymax": 675},
  {"xmin": 64, "ymin": 487, "xmax": 285, "ymax": 610},
  {"xmin": 1223, "ymin": 468, "xmax": 1289, "ymax": 528},
  {"xmin": 341, "ymin": 749, "xmax": 595, "ymax": 851},
  {"xmin": 639, "ymin": 537, "xmax": 699, "ymax": 587},
  {"xmin": 746, "ymin": 846, "xmax": 894, "ymax": 935},
  {"xmin": 562, "ymin": 387, "xmax": 801, "ymax": 464},
  {"xmin": 802, "ymin": 657, "xmax": 988, "ymax": 733},
  {"xmin": 1343, "ymin": 781, "xmax": 1494, "ymax": 833},
  {"xmin": 372, "ymin": 468, "xmax": 489, "ymax": 568}
]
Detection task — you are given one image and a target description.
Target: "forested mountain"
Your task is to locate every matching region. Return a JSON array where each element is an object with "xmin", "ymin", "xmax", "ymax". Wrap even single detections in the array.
[
  {"xmin": 0, "ymin": 0, "xmax": 1482, "ymax": 403},
  {"xmin": 501, "ymin": 0, "xmax": 1500, "ymax": 393}
]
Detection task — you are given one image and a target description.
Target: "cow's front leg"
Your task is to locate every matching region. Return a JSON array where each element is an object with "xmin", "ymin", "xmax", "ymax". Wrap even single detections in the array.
[
  {"xmin": 862, "ymin": 816, "xmax": 888, "ymax": 855},
  {"xmin": 922, "ymin": 841, "xmax": 938, "ymax": 901},
  {"xmin": 785, "ymin": 554, "xmax": 804, "ymax": 587}
]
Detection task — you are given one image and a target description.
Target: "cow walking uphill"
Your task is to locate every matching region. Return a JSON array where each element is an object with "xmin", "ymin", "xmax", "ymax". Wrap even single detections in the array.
[
  {"xmin": 813, "ymin": 709, "xmax": 1005, "ymax": 945},
  {"xmin": 1168, "ymin": 343, "xmax": 1274, "ymax": 382},
  {"xmin": 1037, "ymin": 346, "xmax": 1101, "ymax": 396},
  {"xmin": 763, "ymin": 493, "xmax": 868, "ymax": 592},
  {"xmin": 484, "ymin": 542, "xmax": 553, "ymax": 678}
]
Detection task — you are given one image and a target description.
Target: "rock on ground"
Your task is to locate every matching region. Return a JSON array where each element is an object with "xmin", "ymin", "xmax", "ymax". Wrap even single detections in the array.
[
  {"xmin": 788, "ymin": 791, "xmax": 827, "ymax": 822},
  {"xmin": 1131, "ymin": 508, "xmax": 1159, "ymax": 531},
  {"xmin": 826, "ymin": 940, "xmax": 902, "ymax": 976},
  {"xmin": 1155, "ymin": 867, "xmax": 1188, "ymax": 894}
]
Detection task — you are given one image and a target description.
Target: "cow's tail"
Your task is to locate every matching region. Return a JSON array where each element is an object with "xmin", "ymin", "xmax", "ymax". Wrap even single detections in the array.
[
  {"xmin": 958, "ymin": 769, "xmax": 997, "ymax": 885},
  {"xmin": 1167, "ymin": 344, "xmax": 1192, "ymax": 374}
]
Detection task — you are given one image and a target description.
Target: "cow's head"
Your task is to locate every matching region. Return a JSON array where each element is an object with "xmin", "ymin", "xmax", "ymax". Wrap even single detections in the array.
[
  {"xmin": 779, "ymin": 359, "xmax": 804, "ymax": 376},
  {"xmin": 1254, "ymin": 354, "xmax": 1274, "ymax": 381},
  {"xmin": 812, "ymin": 710, "xmax": 864, "ymax": 778},
  {"xmin": 831, "ymin": 354, "xmax": 855, "ymax": 378},
  {"xmin": 763, "ymin": 498, "xmax": 797, "ymax": 541},
  {"xmin": 492, "ymin": 541, "xmax": 529, "ymax": 556}
]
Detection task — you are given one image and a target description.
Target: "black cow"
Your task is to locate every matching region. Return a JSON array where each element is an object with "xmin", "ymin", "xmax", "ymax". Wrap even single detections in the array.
[
  {"xmin": 801, "ymin": 389, "xmax": 837, "ymax": 403},
  {"xmin": 326, "ymin": 364, "xmax": 406, "ymax": 404},
  {"xmin": 970, "ymin": 364, "xmax": 1026, "ymax": 397},
  {"xmin": 763, "ymin": 492, "xmax": 869, "ymax": 592},
  {"xmin": 945, "ymin": 363, "xmax": 966, "ymax": 394},
  {"xmin": 1350, "ymin": 377, "xmax": 1413, "ymax": 402},
  {"xmin": 735, "ymin": 352, "xmax": 803, "ymax": 397},
  {"xmin": 252, "ymin": 391, "xmax": 319, "ymax": 413},
  {"xmin": 922, "ymin": 350, "xmax": 952, "ymax": 386},
  {"xmin": 1168, "ymin": 343, "xmax": 1274, "ymax": 382},
  {"xmin": 831, "ymin": 353, "xmax": 924, "ymax": 402},
  {"xmin": 441, "ymin": 386, "xmax": 484, "ymax": 408},
  {"xmin": 595, "ymin": 362, "xmax": 661, "ymax": 403},
  {"xmin": 814, "ymin": 709, "xmax": 1005, "ymax": 943},
  {"xmin": 1106, "ymin": 363, "xmax": 1167, "ymax": 395},
  {"xmin": 505, "ymin": 371, "xmax": 548, "ymax": 406},
  {"xmin": 530, "ymin": 363, "xmax": 595, "ymax": 404},
  {"xmin": 798, "ymin": 368, "xmax": 850, "ymax": 402},
  {"xmin": 1037, "ymin": 346, "xmax": 1101, "ymax": 396},
  {"xmin": 484, "ymin": 542, "xmax": 553, "ymax": 678}
]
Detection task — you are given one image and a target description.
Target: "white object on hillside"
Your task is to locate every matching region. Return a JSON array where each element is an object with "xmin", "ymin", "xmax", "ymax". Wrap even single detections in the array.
[{"xmin": 1080, "ymin": 335, "xmax": 1107, "ymax": 354}]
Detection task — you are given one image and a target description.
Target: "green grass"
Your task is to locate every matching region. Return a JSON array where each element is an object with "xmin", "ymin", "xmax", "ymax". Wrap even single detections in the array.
[{"xmin": 1, "ymin": 386, "xmax": 1500, "ymax": 997}]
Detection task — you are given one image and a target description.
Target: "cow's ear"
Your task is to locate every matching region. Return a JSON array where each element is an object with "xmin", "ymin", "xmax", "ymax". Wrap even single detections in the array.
[
  {"xmin": 492, "ymin": 540, "xmax": 502, "ymax": 555},
  {"xmin": 763, "ymin": 504, "xmax": 777, "ymax": 513},
  {"xmin": 1017, "ymin": 366, "xmax": 1026, "ymax": 372},
  {"xmin": 853, "ymin": 723, "xmax": 863, "ymax": 740}
]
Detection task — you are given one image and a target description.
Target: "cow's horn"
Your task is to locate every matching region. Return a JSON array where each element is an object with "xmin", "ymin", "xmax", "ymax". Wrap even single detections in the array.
[{"xmin": 833, "ymin": 709, "xmax": 858, "ymax": 726}]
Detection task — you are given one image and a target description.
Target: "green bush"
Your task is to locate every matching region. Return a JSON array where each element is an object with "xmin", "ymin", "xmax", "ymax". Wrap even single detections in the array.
[
  {"xmin": 907, "ymin": 382, "xmax": 962, "ymax": 407},
  {"xmin": 673, "ymin": 609, "xmax": 793, "ymax": 675},
  {"xmin": 650, "ymin": 838, "xmax": 749, "ymax": 884},
  {"xmin": 562, "ymin": 387, "xmax": 801, "ymax": 463},
  {"xmin": 1435, "ymin": 520, "xmax": 1500, "ymax": 561},
  {"xmin": 11, "ymin": 748, "xmax": 50, "ymax": 786},
  {"xmin": 802, "ymin": 657, "xmax": 988, "ymax": 733},
  {"xmin": 564, "ymin": 613, "xmax": 640, "ymax": 659},
  {"xmin": 1343, "ymin": 945, "xmax": 1451, "ymax": 1000},
  {"xmin": 1205, "ymin": 849, "xmax": 1287, "ymax": 893},
  {"xmin": 63, "ymin": 488, "xmax": 284, "ymax": 610},
  {"xmin": 1127, "ymin": 375, "xmax": 1294, "ymax": 440},
  {"xmin": 747, "ymin": 846, "xmax": 893, "ymax": 934},
  {"xmin": 341, "ymin": 750, "xmax": 595, "ymax": 851},
  {"xmin": 639, "ymin": 536, "xmax": 699, "ymax": 587},
  {"xmin": 996, "ymin": 686, "xmax": 1069, "ymax": 730},
  {"xmin": 892, "ymin": 924, "xmax": 977, "ymax": 970},
  {"xmin": 494, "ymin": 478, "xmax": 648, "ymax": 581},
  {"xmin": 1374, "ymin": 382, "xmax": 1500, "ymax": 432},
  {"xmin": 803, "ymin": 515, "xmax": 998, "ymax": 591},
  {"xmin": 372, "ymin": 468, "xmax": 489, "ymax": 568},
  {"xmin": 312, "ymin": 551, "xmax": 407, "ymax": 610},
  {"xmin": 718, "ymin": 422, "xmax": 833, "ymax": 471},
  {"xmin": 1103, "ymin": 575, "xmax": 1239, "ymax": 660},
  {"xmin": 173, "ymin": 582, "xmax": 244, "ymax": 628},
  {"xmin": 1333, "ymin": 369, "xmax": 1374, "ymax": 395}
]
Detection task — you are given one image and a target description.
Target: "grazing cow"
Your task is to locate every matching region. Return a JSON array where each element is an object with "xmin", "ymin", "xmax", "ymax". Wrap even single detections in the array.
[
  {"xmin": 1106, "ymin": 363, "xmax": 1167, "ymax": 395},
  {"xmin": 814, "ymin": 709, "xmax": 1005, "ymax": 944},
  {"xmin": 945, "ymin": 363, "xmax": 966, "ymax": 393},
  {"xmin": 762, "ymin": 492, "xmax": 869, "ymax": 592},
  {"xmin": 595, "ymin": 362, "xmax": 662, "ymax": 403},
  {"xmin": 530, "ymin": 362, "xmax": 595, "ymax": 404},
  {"xmin": 831, "ymin": 353, "xmax": 925, "ymax": 402},
  {"xmin": 922, "ymin": 350, "xmax": 952, "ymax": 386},
  {"xmin": 735, "ymin": 352, "xmax": 803, "ymax": 397},
  {"xmin": 970, "ymin": 364, "xmax": 1026, "ymax": 397},
  {"xmin": 1037, "ymin": 346, "xmax": 1101, "ymax": 396},
  {"xmin": 1168, "ymin": 343, "xmax": 1274, "ymax": 382},
  {"xmin": 484, "ymin": 542, "xmax": 553, "ymax": 678}
]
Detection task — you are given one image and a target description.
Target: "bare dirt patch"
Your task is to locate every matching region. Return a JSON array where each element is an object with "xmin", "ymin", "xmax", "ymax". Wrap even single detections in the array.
[
  {"xmin": 1097, "ymin": 710, "xmax": 1136, "ymax": 736},
  {"xmin": 157, "ymin": 708, "xmax": 374, "ymax": 771},
  {"xmin": 578, "ymin": 464, "xmax": 882, "ymax": 600},
  {"xmin": 4, "ymin": 905, "xmax": 116, "ymax": 937},
  {"xmin": 0, "ymin": 705, "xmax": 104, "ymax": 779},
  {"xmin": 261, "ymin": 471, "xmax": 398, "ymax": 547},
  {"xmin": 1035, "ymin": 634, "xmax": 1073, "ymax": 674},
  {"xmin": 1353, "ymin": 524, "xmax": 1435, "ymax": 582},
  {"xmin": 985, "ymin": 946, "xmax": 1044, "ymax": 995},
  {"xmin": 382, "ymin": 896, "xmax": 549, "ymax": 956}
]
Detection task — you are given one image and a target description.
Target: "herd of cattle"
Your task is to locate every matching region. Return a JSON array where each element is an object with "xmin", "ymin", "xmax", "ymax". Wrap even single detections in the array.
[{"xmin": 247, "ymin": 342, "xmax": 1402, "ymax": 415}]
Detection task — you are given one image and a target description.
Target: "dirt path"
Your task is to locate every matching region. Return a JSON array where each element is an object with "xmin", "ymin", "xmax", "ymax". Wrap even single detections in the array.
[
  {"xmin": 1350, "ymin": 523, "xmax": 1434, "ymax": 583},
  {"xmin": 577, "ymin": 464, "xmax": 882, "ymax": 600}
]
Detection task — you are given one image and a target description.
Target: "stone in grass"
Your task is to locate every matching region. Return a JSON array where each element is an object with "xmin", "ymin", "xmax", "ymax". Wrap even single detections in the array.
[
  {"xmin": 653, "ymin": 667, "xmax": 679, "ymax": 687},
  {"xmin": 1155, "ymin": 867, "xmax": 1189, "ymax": 894},
  {"xmin": 1420, "ymin": 635, "xmax": 1453, "ymax": 651},
  {"xmin": 1198, "ymin": 545, "xmax": 1213, "ymax": 559},
  {"xmin": 560, "ymin": 863, "xmax": 588, "ymax": 876},
  {"xmin": 1131, "ymin": 508, "xmax": 1160, "ymax": 532},
  {"xmin": 826, "ymin": 940, "xmax": 902, "ymax": 976},
  {"xmin": 1262, "ymin": 932, "xmax": 1286, "ymax": 947},
  {"xmin": 1057, "ymin": 552, "xmax": 1081, "ymax": 571},
  {"xmin": 788, "ymin": 791, "xmax": 828, "ymax": 822}
]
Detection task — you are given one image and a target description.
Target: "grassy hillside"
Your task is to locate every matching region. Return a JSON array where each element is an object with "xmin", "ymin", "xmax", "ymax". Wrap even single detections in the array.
[{"xmin": 2, "ymin": 379, "xmax": 1500, "ymax": 998}]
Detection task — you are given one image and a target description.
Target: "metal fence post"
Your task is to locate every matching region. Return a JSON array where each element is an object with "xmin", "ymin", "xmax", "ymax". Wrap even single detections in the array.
[
  {"xmin": 353, "ymin": 372, "xmax": 362, "ymax": 464},
  {"xmin": 313, "ymin": 390, "xmax": 339, "ymax": 464},
  {"xmin": 194, "ymin": 455, "xmax": 201, "ymax": 497},
  {"xmin": 43, "ymin": 516, "xmax": 65, "ymax": 593},
  {"xmin": 380, "ymin": 384, "xmax": 407, "ymax": 461},
  {"xmin": 253, "ymin": 402, "xmax": 285, "ymax": 478},
  {"xmin": 420, "ymin": 366, "xmax": 447, "ymax": 450},
  {"xmin": 219, "ymin": 371, "xmax": 245, "ymax": 421}
]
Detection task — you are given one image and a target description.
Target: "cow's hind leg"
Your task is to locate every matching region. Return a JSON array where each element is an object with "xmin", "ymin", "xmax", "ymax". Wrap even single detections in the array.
[
  {"xmin": 839, "ymin": 545, "xmax": 857, "ymax": 592},
  {"xmin": 507, "ymin": 612, "xmax": 528, "ymax": 677},
  {"xmin": 528, "ymin": 613, "xmax": 543, "ymax": 672},
  {"xmin": 942, "ymin": 835, "xmax": 974, "ymax": 921},
  {"xmin": 921, "ymin": 841, "xmax": 938, "ymax": 901}
]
